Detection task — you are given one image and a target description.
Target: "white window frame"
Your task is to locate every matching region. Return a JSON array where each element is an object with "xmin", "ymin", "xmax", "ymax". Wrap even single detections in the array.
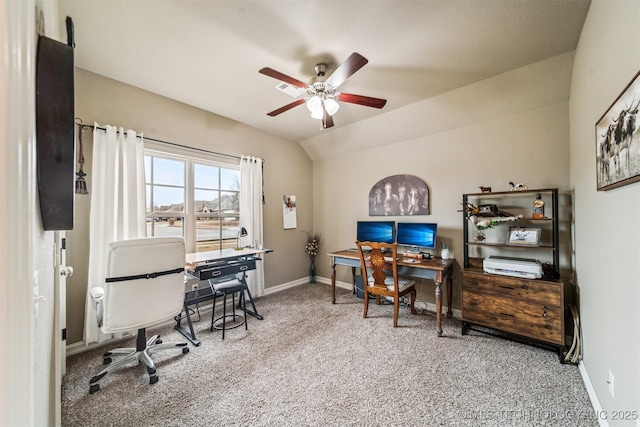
[{"xmin": 144, "ymin": 147, "xmax": 240, "ymax": 254}]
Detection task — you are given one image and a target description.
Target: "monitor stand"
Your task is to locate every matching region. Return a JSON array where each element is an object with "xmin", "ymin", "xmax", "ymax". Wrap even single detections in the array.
[{"xmin": 406, "ymin": 245, "xmax": 420, "ymax": 253}]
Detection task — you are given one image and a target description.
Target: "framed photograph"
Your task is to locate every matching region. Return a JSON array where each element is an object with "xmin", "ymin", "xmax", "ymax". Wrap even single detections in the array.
[
  {"xmin": 506, "ymin": 227, "xmax": 541, "ymax": 246},
  {"xmin": 595, "ymin": 70, "xmax": 640, "ymax": 191}
]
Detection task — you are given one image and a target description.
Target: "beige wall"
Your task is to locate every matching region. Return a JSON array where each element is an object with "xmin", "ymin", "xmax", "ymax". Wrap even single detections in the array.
[
  {"xmin": 570, "ymin": 0, "xmax": 640, "ymax": 419},
  {"xmin": 307, "ymin": 54, "xmax": 573, "ymax": 309},
  {"xmin": 67, "ymin": 69, "xmax": 313, "ymax": 344}
]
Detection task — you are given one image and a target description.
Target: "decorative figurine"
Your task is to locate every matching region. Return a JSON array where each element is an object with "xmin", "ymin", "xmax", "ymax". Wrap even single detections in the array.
[
  {"xmin": 509, "ymin": 181, "xmax": 528, "ymax": 191},
  {"xmin": 479, "ymin": 186, "xmax": 492, "ymax": 193},
  {"xmin": 532, "ymin": 193, "xmax": 545, "ymax": 219}
]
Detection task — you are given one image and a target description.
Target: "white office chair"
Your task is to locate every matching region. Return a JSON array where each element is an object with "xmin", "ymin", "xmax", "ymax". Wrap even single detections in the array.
[{"xmin": 89, "ymin": 237, "xmax": 189, "ymax": 394}]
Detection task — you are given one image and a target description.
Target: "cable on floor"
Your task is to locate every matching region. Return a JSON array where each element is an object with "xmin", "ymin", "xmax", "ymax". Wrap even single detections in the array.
[{"xmin": 564, "ymin": 304, "xmax": 581, "ymax": 364}]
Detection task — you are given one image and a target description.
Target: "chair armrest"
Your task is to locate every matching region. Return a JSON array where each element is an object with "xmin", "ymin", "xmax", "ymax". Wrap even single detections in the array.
[{"xmin": 90, "ymin": 287, "xmax": 105, "ymax": 327}]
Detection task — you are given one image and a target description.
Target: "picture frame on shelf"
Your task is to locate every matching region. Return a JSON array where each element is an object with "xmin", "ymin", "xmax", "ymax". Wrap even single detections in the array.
[
  {"xmin": 595, "ymin": 69, "xmax": 640, "ymax": 191},
  {"xmin": 506, "ymin": 227, "xmax": 541, "ymax": 246}
]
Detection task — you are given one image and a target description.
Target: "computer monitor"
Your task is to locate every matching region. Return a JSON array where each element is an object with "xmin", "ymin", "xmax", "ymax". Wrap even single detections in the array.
[
  {"xmin": 356, "ymin": 221, "xmax": 396, "ymax": 244},
  {"xmin": 396, "ymin": 222, "xmax": 437, "ymax": 250}
]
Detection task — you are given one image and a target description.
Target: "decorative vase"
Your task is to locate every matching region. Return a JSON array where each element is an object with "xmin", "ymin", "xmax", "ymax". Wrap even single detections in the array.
[
  {"xmin": 309, "ymin": 259, "xmax": 317, "ymax": 283},
  {"xmin": 441, "ymin": 248, "xmax": 450, "ymax": 260}
]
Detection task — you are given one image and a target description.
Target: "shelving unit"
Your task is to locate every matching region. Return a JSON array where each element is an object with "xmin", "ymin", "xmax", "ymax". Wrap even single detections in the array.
[
  {"xmin": 460, "ymin": 188, "xmax": 567, "ymax": 362},
  {"xmin": 462, "ymin": 188, "xmax": 559, "ymax": 273}
]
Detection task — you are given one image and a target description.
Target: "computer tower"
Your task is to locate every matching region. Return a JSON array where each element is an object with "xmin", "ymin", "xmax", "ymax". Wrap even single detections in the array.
[{"xmin": 354, "ymin": 275, "xmax": 365, "ymax": 299}]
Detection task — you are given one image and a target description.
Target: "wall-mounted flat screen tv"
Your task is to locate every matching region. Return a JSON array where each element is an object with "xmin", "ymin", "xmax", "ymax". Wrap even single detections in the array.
[
  {"xmin": 356, "ymin": 221, "xmax": 396, "ymax": 244},
  {"xmin": 396, "ymin": 222, "xmax": 437, "ymax": 250}
]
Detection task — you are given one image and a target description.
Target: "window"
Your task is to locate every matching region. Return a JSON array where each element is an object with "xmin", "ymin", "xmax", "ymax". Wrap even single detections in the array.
[{"xmin": 145, "ymin": 151, "xmax": 240, "ymax": 253}]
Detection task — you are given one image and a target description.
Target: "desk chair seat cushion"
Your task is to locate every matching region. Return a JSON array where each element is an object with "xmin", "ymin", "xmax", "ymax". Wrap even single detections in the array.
[
  {"xmin": 209, "ymin": 278, "xmax": 248, "ymax": 338},
  {"xmin": 99, "ymin": 237, "xmax": 186, "ymax": 334},
  {"xmin": 367, "ymin": 275, "xmax": 415, "ymax": 292},
  {"xmin": 212, "ymin": 279, "xmax": 246, "ymax": 293}
]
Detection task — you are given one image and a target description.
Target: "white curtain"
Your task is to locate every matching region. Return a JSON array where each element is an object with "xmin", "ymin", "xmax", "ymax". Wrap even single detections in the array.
[
  {"xmin": 84, "ymin": 124, "xmax": 146, "ymax": 344},
  {"xmin": 240, "ymin": 155, "xmax": 265, "ymax": 298}
]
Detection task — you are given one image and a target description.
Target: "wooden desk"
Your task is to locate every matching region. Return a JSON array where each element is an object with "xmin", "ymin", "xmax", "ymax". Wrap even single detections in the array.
[{"xmin": 327, "ymin": 250, "xmax": 454, "ymax": 336}]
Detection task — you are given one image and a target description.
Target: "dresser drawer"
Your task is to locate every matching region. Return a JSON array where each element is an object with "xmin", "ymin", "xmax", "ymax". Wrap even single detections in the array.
[
  {"xmin": 462, "ymin": 270, "xmax": 562, "ymax": 307},
  {"xmin": 462, "ymin": 291, "xmax": 563, "ymax": 344}
]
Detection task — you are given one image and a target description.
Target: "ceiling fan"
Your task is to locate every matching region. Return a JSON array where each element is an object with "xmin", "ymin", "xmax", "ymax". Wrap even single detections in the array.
[{"xmin": 259, "ymin": 52, "xmax": 387, "ymax": 130}]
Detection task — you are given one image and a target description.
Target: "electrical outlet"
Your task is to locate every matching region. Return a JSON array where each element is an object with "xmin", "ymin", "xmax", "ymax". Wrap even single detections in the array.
[{"xmin": 608, "ymin": 370, "xmax": 614, "ymax": 397}]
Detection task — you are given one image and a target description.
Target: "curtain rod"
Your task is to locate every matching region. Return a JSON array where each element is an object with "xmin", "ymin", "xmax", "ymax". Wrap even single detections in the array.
[{"xmin": 75, "ymin": 120, "xmax": 248, "ymax": 162}]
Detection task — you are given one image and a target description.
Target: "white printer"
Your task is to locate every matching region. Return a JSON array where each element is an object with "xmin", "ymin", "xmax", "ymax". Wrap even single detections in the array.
[{"xmin": 483, "ymin": 255, "xmax": 542, "ymax": 279}]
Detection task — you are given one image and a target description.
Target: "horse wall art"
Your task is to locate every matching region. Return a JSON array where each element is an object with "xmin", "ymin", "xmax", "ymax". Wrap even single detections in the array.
[{"xmin": 369, "ymin": 174, "xmax": 430, "ymax": 216}]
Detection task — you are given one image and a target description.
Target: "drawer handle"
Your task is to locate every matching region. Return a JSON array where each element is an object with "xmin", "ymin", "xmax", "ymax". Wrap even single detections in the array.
[
  {"xmin": 240, "ymin": 265, "xmax": 249, "ymax": 271},
  {"xmin": 499, "ymin": 285, "xmax": 515, "ymax": 290},
  {"xmin": 499, "ymin": 312, "xmax": 515, "ymax": 317},
  {"xmin": 212, "ymin": 270, "xmax": 222, "ymax": 277}
]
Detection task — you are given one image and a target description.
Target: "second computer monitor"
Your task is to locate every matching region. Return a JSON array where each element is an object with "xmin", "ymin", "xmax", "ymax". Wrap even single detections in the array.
[{"xmin": 396, "ymin": 222, "xmax": 437, "ymax": 250}]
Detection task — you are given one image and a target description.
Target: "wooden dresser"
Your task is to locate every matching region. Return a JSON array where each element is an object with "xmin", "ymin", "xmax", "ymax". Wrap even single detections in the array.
[{"xmin": 461, "ymin": 268, "xmax": 565, "ymax": 353}]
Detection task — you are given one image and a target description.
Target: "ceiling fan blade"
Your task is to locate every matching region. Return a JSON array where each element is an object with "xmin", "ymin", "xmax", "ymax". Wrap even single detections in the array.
[
  {"xmin": 325, "ymin": 52, "xmax": 368, "ymax": 88},
  {"xmin": 322, "ymin": 108, "xmax": 335, "ymax": 129},
  {"xmin": 338, "ymin": 92, "xmax": 387, "ymax": 109},
  {"xmin": 267, "ymin": 99, "xmax": 306, "ymax": 117},
  {"xmin": 259, "ymin": 67, "xmax": 309, "ymax": 89}
]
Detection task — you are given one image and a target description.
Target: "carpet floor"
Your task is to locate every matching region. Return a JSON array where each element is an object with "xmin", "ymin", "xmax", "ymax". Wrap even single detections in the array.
[{"xmin": 62, "ymin": 283, "xmax": 597, "ymax": 426}]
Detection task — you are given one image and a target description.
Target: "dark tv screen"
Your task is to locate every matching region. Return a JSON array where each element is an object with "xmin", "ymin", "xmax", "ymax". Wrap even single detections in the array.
[
  {"xmin": 396, "ymin": 222, "xmax": 437, "ymax": 249},
  {"xmin": 36, "ymin": 35, "xmax": 75, "ymax": 230},
  {"xmin": 356, "ymin": 221, "xmax": 396, "ymax": 244}
]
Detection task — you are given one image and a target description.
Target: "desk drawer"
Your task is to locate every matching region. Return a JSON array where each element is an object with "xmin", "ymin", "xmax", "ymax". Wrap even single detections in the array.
[
  {"xmin": 462, "ymin": 291, "xmax": 563, "ymax": 344},
  {"xmin": 189, "ymin": 260, "xmax": 256, "ymax": 281},
  {"xmin": 462, "ymin": 270, "xmax": 561, "ymax": 307}
]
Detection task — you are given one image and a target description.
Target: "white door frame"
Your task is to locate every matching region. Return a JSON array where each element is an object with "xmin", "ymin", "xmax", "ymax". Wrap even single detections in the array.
[
  {"xmin": 54, "ymin": 231, "xmax": 69, "ymax": 426},
  {"xmin": 0, "ymin": 0, "xmax": 37, "ymax": 425}
]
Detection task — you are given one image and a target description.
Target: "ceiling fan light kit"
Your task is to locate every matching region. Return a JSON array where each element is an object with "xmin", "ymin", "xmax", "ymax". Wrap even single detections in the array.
[
  {"xmin": 259, "ymin": 52, "xmax": 387, "ymax": 129},
  {"xmin": 307, "ymin": 94, "xmax": 340, "ymax": 119}
]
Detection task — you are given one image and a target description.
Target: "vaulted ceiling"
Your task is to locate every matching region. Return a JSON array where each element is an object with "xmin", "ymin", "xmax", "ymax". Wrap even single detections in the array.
[{"xmin": 59, "ymin": 0, "xmax": 591, "ymax": 142}]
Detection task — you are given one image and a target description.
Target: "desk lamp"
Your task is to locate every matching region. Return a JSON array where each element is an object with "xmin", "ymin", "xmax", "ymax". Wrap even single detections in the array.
[{"xmin": 235, "ymin": 227, "xmax": 248, "ymax": 250}]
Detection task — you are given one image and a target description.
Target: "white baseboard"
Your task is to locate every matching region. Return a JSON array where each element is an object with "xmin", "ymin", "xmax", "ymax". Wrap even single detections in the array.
[
  {"xmin": 579, "ymin": 360, "xmax": 608, "ymax": 427},
  {"xmin": 263, "ymin": 278, "xmax": 309, "ymax": 294}
]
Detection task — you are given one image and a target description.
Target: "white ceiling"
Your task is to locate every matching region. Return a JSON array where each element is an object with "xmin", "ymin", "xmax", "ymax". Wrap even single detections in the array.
[{"xmin": 58, "ymin": 0, "xmax": 591, "ymax": 143}]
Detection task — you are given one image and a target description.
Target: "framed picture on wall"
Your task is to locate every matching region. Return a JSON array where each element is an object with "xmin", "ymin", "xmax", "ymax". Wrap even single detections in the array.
[{"xmin": 595, "ymin": 70, "xmax": 640, "ymax": 191}]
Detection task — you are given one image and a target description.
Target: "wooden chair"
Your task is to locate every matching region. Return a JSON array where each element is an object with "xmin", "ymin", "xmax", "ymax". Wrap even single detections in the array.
[{"xmin": 356, "ymin": 241, "xmax": 417, "ymax": 327}]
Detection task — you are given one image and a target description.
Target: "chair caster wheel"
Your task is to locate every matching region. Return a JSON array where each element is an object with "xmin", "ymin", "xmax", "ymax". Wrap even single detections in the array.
[
  {"xmin": 150, "ymin": 375, "xmax": 159, "ymax": 385},
  {"xmin": 89, "ymin": 384, "xmax": 100, "ymax": 394},
  {"xmin": 103, "ymin": 357, "xmax": 112, "ymax": 365},
  {"xmin": 182, "ymin": 347, "xmax": 189, "ymax": 354}
]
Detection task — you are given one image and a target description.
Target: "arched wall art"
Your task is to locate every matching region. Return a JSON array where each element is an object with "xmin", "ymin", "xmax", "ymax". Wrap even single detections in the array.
[{"xmin": 368, "ymin": 174, "xmax": 430, "ymax": 216}]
